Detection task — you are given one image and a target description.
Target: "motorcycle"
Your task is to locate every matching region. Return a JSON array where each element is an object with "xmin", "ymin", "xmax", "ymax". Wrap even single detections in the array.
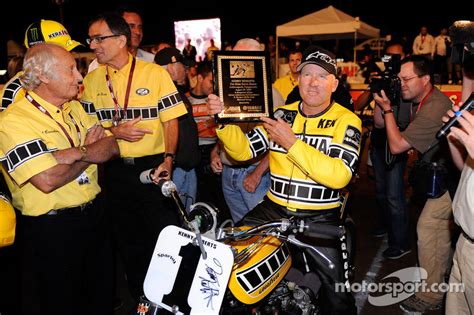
[{"xmin": 138, "ymin": 177, "xmax": 355, "ymax": 315}]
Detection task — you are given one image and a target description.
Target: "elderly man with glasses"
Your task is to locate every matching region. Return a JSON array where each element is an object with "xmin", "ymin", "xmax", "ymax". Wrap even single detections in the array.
[
  {"xmin": 373, "ymin": 55, "xmax": 460, "ymax": 313},
  {"xmin": 80, "ymin": 12, "xmax": 186, "ymax": 307}
]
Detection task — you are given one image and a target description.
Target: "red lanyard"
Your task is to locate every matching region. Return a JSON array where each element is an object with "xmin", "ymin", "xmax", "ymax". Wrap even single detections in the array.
[
  {"xmin": 416, "ymin": 87, "xmax": 434, "ymax": 114},
  {"xmin": 411, "ymin": 87, "xmax": 434, "ymax": 121},
  {"xmin": 105, "ymin": 57, "xmax": 136, "ymax": 126},
  {"xmin": 26, "ymin": 93, "xmax": 80, "ymax": 148}
]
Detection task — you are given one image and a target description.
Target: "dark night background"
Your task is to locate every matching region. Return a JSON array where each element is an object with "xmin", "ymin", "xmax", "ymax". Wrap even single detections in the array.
[{"xmin": 1, "ymin": 0, "xmax": 473, "ymax": 68}]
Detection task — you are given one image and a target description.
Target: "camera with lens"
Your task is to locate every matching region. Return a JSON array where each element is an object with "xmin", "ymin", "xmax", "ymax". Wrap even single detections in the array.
[{"xmin": 369, "ymin": 54, "xmax": 402, "ymax": 106}]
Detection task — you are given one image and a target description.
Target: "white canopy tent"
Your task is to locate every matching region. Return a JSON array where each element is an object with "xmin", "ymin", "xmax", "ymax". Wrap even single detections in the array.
[{"xmin": 275, "ymin": 5, "xmax": 380, "ymax": 76}]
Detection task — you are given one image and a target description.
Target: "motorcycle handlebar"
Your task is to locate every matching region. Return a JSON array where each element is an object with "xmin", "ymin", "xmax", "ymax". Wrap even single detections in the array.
[
  {"xmin": 224, "ymin": 219, "xmax": 346, "ymax": 241},
  {"xmin": 303, "ymin": 223, "xmax": 345, "ymax": 240}
]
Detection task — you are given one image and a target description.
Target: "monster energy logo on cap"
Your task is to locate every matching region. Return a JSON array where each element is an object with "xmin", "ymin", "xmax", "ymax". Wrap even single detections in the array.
[
  {"xmin": 29, "ymin": 27, "xmax": 40, "ymax": 41},
  {"xmin": 25, "ymin": 23, "xmax": 46, "ymax": 47}
]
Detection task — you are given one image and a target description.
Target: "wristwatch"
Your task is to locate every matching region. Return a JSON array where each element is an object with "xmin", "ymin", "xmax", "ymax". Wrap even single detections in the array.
[
  {"xmin": 79, "ymin": 145, "xmax": 87, "ymax": 161},
  {"xmin": 164, "ymin": 152, "xmax": 176, "ymax": 161},
  {"xmin": 383, "ymin": 108, "xmax": 394, "ymax": 115}
]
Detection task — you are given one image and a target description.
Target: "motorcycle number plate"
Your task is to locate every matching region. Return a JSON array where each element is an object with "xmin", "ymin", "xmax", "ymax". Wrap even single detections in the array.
[{"xmin": 144, "ymin": 225, "xmax": 234, "ymax": 314}]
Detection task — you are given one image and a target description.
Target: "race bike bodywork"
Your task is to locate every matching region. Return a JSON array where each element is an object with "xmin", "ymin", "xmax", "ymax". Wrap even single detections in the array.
[
  {"xmin": 140, "ymin": 180, "xmax": 352, "ymax": 315},
  {"xmin": 225, "ymin": 227, "xmax": 292, "ymax": 305}
]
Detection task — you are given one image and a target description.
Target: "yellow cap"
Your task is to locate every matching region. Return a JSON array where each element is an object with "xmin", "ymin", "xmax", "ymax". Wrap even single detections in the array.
[
  {"xmin": 24, "ymin": 19, "xmax": 82, "ymax": 51},
  {"xmin": 0, "ymin": 193, "xmax": 15, "ymax": 248}
]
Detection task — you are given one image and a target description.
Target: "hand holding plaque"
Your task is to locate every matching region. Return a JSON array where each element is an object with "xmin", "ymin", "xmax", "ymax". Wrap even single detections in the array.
[{"xmin": 213, "ymin": 51, "xmax": 273, "ymax": 123}]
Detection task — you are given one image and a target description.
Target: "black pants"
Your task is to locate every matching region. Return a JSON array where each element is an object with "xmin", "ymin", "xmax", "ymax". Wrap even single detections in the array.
[
  {"xmin": 241, "ymin": 198, "xmax": 357, "ymax": 315},
  {"xmin": 105, "ymin": 155, "xmax": 180, "ymax": 304},
  {"xmin": 0, "ymin": 210, "xmax": 21, "ymax": 315},
  {"xmin": 20, "ymin": 198, "xmax": 114, "ymax": 315}
]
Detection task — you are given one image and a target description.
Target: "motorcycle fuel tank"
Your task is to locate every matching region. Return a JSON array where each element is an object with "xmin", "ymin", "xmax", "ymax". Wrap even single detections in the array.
[{"xmin": 226, "ymin": 227, "xmax": 292, "ymax": 305}]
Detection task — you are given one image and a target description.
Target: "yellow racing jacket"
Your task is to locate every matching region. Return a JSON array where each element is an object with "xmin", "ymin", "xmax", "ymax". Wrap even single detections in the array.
[{"xmin": 217, "ymin": 101, "xmax": 362, "ymax": 211}]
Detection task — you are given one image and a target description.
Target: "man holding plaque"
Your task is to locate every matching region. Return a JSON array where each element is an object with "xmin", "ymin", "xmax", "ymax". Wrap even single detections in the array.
[{"xmin": 208, "ymin": 45, "xmax": 361, "ymax": 314}]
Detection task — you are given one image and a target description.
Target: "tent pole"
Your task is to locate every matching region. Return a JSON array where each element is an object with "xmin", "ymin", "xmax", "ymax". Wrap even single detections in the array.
[{"xmin": 353, "ymin": 31, "xmax": 357, "ymax": 63}]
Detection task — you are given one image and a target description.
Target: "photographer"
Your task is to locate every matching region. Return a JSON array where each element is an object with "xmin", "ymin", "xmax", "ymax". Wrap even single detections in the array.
[
  {"xmin": 355, "ymin": 40, "xmax": 412, "ymax": 260},
  {"xmin": 359, "ymin": 47, "xmax": 382, "ymax": 84},
  {"xmin": 373, "ymin": 55, "xmax": 459, "ymax": 313}
]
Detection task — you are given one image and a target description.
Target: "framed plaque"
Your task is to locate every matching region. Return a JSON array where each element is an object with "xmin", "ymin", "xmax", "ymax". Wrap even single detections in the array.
[{"xmin": 213, "ymin": 51, "xmax": 273, "ymax": 123}]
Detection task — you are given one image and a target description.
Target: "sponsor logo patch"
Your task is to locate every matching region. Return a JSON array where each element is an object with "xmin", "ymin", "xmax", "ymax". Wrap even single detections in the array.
[
  {"xmin": 343, "ymin": 125, "xmax": 361, "ymax": 150},
  {"xmin": 306, "ymin": 51, "xmax": 337, "ymax": 67},
  {"xmin": 136, "ymin": 88, "xmax": 150, "ymax": 96},
  {"xmin": 274, "ymin": 109, "xmax": 297, "ymax": 125},
  {"xmin": 47, "ymin": 29, "xmax": 68, "ymax": 39}
]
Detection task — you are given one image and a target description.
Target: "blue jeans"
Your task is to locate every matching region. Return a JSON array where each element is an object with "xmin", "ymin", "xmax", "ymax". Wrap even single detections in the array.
[
  {"xmin": 222, "ymin": 165, "xmax": 270, "ymax": 223},
  {"xmin": 370, "ymin": 144, "xmax": 409, "ymax": 250},
  {"xmin": 173, "ymin": 167, "xmax": 197, "ymax": 213}
]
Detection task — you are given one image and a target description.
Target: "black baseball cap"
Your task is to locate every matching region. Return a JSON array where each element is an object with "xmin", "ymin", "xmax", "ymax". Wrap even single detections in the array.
[
  {"xmin": 297, "ymin": 45, "xmax": 337, "ymax": 75},
  {"xmin": 154, "ymin": 47, "xmax": 195, "ymax": 67}
]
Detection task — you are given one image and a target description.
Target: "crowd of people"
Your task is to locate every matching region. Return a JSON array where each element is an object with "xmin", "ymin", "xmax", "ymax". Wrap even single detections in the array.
[
  {"xmin": 0, "ymin": 5, "xmax": 473, "ymax": 315},
  {"xmin": 359, "ymin": 25, "xmax": 463, "ymax": 86}
]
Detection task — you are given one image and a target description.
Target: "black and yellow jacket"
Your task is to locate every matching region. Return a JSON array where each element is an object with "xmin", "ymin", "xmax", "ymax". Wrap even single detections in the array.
[{"xmin": 217, "ymin": 101, "xmax": 362, "ymax": 211}]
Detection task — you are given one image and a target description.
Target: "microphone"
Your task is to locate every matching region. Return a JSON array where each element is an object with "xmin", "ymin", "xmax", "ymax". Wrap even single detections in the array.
[
  {"xmin": 139, "ymin": 169, "xmax": 169, "ymax": 185},
  {"xmin": 139, "ymin": 168, "xmax": 176, "ymax": 197},
  {"xmin": 139, "ymin": 168, "xmax": 155, "ymax": 184},
  {"xmin": 436, "ymin": 93, "xmax": 474, "ymax": 139}
]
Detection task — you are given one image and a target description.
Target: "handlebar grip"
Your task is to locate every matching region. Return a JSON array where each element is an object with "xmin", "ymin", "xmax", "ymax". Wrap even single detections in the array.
[{"xmin": 303, "ymin": 223, "xmax": 345, "ymax": 239}]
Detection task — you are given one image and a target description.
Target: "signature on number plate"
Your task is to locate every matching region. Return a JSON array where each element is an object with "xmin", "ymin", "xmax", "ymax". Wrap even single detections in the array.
[{"xmin": 199, "ymin": 258, "xmax": 223, "ymax": 309}]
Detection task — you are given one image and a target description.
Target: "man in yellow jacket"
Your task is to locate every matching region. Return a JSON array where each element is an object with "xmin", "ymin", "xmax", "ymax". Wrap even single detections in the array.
[{"xmin": 208, "ymin": 45, "xmax": 361, "ymax": 315}]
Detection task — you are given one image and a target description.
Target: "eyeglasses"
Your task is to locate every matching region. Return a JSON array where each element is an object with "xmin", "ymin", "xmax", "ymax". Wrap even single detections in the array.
[
  {"xmin": 399, "ymin": 75, "xmax": 421, "ymax": 83},
  {"xmin": 86, "ymin": 34, "xmax": 121, "ymax": 45}
]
